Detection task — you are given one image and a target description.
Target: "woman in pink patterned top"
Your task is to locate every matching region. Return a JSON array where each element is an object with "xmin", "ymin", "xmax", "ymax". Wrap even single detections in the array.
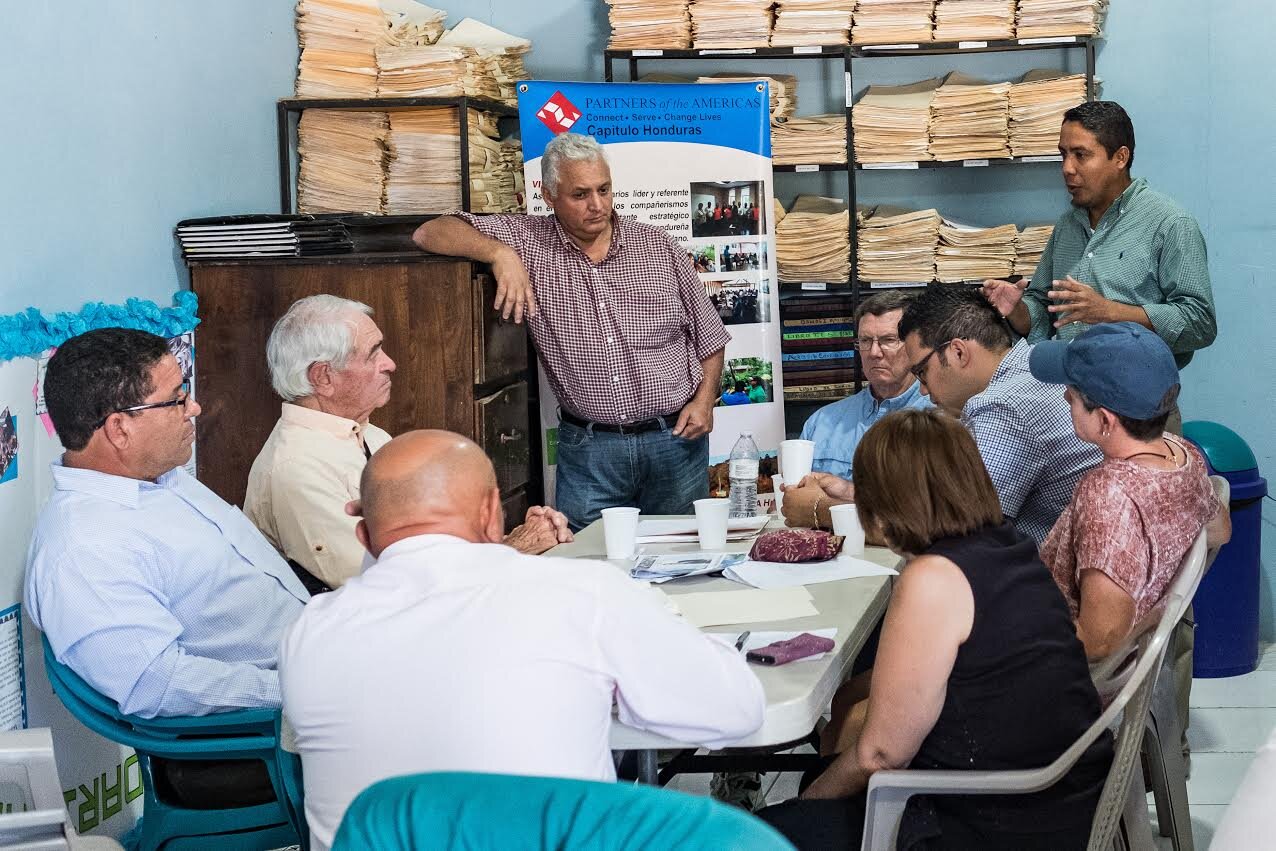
[{"xmin": 1030, "ymin": 322, "xmax": 1231, "ymax": 661}]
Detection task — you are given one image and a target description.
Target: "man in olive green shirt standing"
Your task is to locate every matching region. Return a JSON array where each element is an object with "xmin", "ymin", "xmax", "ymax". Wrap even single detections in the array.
[{"xmin": 985, "ymin": 101, "xmax": 1216, "ymax": 385}]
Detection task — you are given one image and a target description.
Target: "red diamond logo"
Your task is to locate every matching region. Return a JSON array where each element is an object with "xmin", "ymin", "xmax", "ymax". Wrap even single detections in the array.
[{"xmin": 536, "ymin": 92, "xmax": 582, "ymax": 135}]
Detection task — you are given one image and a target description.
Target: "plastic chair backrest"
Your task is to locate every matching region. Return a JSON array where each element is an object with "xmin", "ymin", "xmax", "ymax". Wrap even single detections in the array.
[
  {"xmin": 40, "ymin": 635, "xmax": 279, "ymax": 758},
  {"xmin": 859, "ymin": 531, "xmax": 1206, "ymax": 851},
  {"xmin": 332, "ymin": 772, "xmax": 795, "ymax": 851}
]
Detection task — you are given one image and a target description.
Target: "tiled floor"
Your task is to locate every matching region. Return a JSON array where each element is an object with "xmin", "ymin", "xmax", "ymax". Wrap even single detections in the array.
[{"xmin": 669, "ymin": 643, "xmax": 1276, "ymax": 850}]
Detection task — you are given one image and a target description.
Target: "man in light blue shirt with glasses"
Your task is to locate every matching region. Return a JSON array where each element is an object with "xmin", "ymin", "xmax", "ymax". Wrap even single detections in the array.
[
  {"xmin": 25, "ymin": 328, "xmax": 310, "ymax": 807},
  {"xmin": 799, "ymin": 291, "xmax": 931, "ymax": 479}
]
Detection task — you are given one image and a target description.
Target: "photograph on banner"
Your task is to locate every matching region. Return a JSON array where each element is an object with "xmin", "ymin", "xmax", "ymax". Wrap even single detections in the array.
[
  {"xmin": 0, "ymin": 409, "xmax": 16, "ymax": 485},
  {"xmin": 705, "ymin": 274, "xmax": 771, "ymax": 326},
  {"xmin": 691, "ymin": 181, "xmax": 766, "ymax": 237},
  {"xmin": 518, "ymin": 80, "xmax": 784, "ymax": 506}
]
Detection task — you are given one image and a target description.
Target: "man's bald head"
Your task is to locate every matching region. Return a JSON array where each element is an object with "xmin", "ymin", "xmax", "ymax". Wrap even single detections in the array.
[{"xmin": 359, "ymin": 430, "xmax": 503, "ymax": 554}]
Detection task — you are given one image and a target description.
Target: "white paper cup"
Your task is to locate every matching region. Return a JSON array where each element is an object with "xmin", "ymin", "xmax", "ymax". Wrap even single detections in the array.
[
  {"xmin": 780, "ymin": 439, "xmax": 815, "ymax": 485},
  {"xmin": 694, "ymin": 498, "xmax": 730, "ymax": 550},
  {"xmin": 829, "ymin": 504, "xmax": 865, "ymax": 556},
  {"xmin": 771, "ymin": 474, "xmax": 785, "ymax": 514},
  {"xmin": 601, "ymin": 507, "xmax": 640, "ymax": 559}
]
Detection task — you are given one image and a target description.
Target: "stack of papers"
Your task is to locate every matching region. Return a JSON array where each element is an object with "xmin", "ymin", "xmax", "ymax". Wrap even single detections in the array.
[
  {"xmin": 936, "ymin": 219, "xmax": 1018, "ymax": 282},
  {"xmin": 375, "ymin": 45, "xmax": 470, "ymax": 96},
  {"xmin": 295, "ymin": 0, "xmax": 385, "ymax": 97},
  {"xmin": 723, "ymin": 557, "xmax": 898, "ymax": 589},
  {"xmin": 852, "ymin": 78, "xmax": 940, "ymax": 163},
  {"xmin": 635, "ymin": 516, "xmax": 769, "ymax": 542},
  {"xmin": 1008, "ymin": 69, "xmax": 1086, "ymax": 156},
  {"xmin": 857, "ymin": 205, "xmax": 942, "ymax": 284},
  {"xmin": 1014, "ymin": 224, "xmax": 1054, "ymax": 278},
  {"xmin": 851, "ymin": 0, "xmax": 937, "ymax": 45},
  {"xmin": 438, "ymin": 18, "xmax": 532, "ymax": 106},
  {"xmin": 176, "ymin": 216, "xmax": 354, "ymax": 260},
  {"xmin": 776, "ymin": 196, "xmax": 851, "ymax": 284},
  {"xmin": 380, "ymin": 0, "xmax": 447, "ymax": 46},
  {"xmin": 1016, "ymin": 0, "xmax": 1108, "ymax": 38},
  {"xmin": 690, "ymin": 0, "xmax": 774, "ymax": 48},
  {"xmin": 606, "ymin": 0, "xmax": 692, "ymax": 48},
  {"xmin": 770, "ymin": 0, "xmax": 855, "ymax": 46},
  {"xmin": 932, "ymin": 0, "xmax": 1015, "ymax": 41},
  {"xmin": 699, "ymin": 74, "xmax": 797, "ymax": 121},
  {"xmin": 630, "ymin": 553, "xmax": 747, "ymax": 584},
  {"xmin": 500, "ymin": 138, "xmax": 526, "ymax": 212},
  {"xmin": 297, "ymin": 109, "xmax": 388, "ymax": 213},
  {"xmin": 384, "ymin": 108, "xmax": 509, "ymax": 214},
  {"xmin": 772, "ymin": 115, "xmax": 847, "ymax": 165},
  {"xmin": 671, "ymin": 586, "xmax": 818, "ymax": 628},
  {"xmin": 928, "ymin": 71, "xmax": 1011, "ymax": 161}
]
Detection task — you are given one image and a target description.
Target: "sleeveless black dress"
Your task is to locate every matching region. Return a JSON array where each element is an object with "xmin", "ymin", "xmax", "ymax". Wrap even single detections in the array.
[{"xmin": 898, "ymin": 521, "xmax": 1113, "ymax": 849}]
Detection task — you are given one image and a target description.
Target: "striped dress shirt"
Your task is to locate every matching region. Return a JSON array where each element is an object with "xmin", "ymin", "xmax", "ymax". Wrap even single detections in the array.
[
  {"xmin": 26, "ymin": 461, "xmax": 309, "ymax": 718},
  {"xmin": 962, "ymin": 341, "xmax": 1103, "ymax": 545}
]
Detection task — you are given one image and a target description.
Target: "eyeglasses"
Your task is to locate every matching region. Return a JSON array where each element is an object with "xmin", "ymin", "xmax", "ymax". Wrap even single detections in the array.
[
  {"xmin": 909, "ymin": 340, "xmax": 955, "ymax": 381},
  {"xmin": 94, "ymin": 381, "xmax": 192, "ymax": 430},
  {"xmin": 853, "ymin": 335, "xmax": 905, "ymax": 353}
]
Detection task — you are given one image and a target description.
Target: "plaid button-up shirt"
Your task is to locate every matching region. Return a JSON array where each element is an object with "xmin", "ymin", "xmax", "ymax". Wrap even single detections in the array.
[
  {"xmin": 1024, "ymin": 178, "xmax": 1216, "ymax": 368},
  {"xmin": 456, "ymin": 211, "xmax": 731, "ymax": 424},
  {"xmin": 962, "ymin": 340, "xmax": 1103, "ymax": 545}
]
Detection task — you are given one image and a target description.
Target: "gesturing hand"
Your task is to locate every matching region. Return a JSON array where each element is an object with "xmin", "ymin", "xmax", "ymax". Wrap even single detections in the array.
[
  {"xmin": 1047, "ymin": 276, "xmax": 1117, "ymax": 328},
  {"xmin": 672, "ymin": 398, "xmax": 714, "ymax": 440}
]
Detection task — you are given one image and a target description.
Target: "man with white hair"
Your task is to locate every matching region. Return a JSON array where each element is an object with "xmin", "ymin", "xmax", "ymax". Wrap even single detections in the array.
[
  {"xmin": 244, "ymin": 295, "xmax": 572, "ymax": 592},
  {"xmin": 414, "ymin": 133, "xmax": 730, "ymax": 530}
]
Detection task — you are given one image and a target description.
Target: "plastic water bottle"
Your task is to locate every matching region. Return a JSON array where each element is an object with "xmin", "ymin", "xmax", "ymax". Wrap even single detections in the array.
[{"xmin": 728, "ymin": 432, "xmax": 760, "ymax": 518}]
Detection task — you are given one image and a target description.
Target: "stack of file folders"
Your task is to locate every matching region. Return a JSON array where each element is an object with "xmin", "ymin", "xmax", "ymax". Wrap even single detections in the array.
[
  {"xmin": 852, "ymin": 78, "xmax": 940, "ymax": 163},
  {"xmin": 1014, "ymin": 224, "xmax": 1054, "ymax": 278},
  {"xmin": 857, "ymin": 205, "xmax": 942, "ymax": 284},
  {"xmin": 936, "ymin": 219, "xmax": 1018, "ymax": 282},
  {"xmin": 1015, "ymin": 0, "xmax": 1108, "ymax": 38},
  {"xmin": 772, "ymin": 115, "xmax": 848, "ymax": 165},
  {"xmin": 932, "ymin": 0, "xmax": 1016, "ymax": 41},
  {"xmin": 690, "ymin": 0, "xmax": 774, "ymax": 48},
  {"xmin": 176, "ymin": 216, "xmax": 353, "ymax": 260},
  {"xmin": 606, "ymin": 0, "xmax": 692, "ymax": 48},
  {"xmin": 776, "ymin": 196, "xmax": 851, "ymax": 284},
  {"xmin": 851, "ymin": 0, "xmax": 937, "ymax": 45},
  {"xmin": 1009, "ymin": 69, "xmax": 1087, "ymax": 156},
  {"xmin": 781, "ymin": 294, "xmax": 857, "ymax": 400},
  {"xmin": 770, "ymin": 0, "xmax": 855, "ymax": 46},
  {"xmin": 928, "ymin": 72, "xmax": 1012, "ymax": 161}
]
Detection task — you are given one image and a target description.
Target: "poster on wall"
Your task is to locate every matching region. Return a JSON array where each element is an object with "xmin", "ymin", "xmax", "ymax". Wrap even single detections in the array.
[{"xmin": 517, "ymin": 80, "xmax": 784, "ymax": 508}]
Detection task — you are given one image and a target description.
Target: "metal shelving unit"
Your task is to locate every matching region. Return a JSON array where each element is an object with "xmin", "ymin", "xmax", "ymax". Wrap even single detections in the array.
[
  {"xmin": 275, "ymin": 95, "xmax": 519, "ymax": 215},
  {"xmin": 605, "ymin": 36, "xmax": 1096, "ymax": 408}
]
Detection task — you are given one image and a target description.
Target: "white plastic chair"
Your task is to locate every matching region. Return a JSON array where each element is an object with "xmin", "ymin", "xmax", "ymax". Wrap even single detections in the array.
[
  {"xmin": 0, "ymin": 728, "xmax": 124, "ymax": 851},
  {"xmin": 1142, "ymin": 474, "xmax": 1231, "ymax": 851},
  {"xmin": 859, "ymin": 530, "xmax": 1209, "ymax": 851}
]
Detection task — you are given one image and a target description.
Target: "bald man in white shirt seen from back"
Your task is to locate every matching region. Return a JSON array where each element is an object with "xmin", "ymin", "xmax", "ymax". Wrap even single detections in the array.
[{"xmin": 279, "ymin": 430, "xmax": 765, "ymax": 851}]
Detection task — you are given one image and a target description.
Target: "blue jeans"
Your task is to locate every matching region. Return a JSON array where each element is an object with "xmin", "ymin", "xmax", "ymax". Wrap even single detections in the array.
[{"xmin": 555, "ymin": 418, "xmax": 709, "ymax": 531}]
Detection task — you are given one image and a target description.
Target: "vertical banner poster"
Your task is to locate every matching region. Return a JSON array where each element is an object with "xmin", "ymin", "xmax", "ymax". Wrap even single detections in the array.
[{"xmin": 517, "ymin": 81, "xmax": 785, "ymax": 508}]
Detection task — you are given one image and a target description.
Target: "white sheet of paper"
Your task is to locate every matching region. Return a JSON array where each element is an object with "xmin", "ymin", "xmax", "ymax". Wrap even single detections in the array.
[
  {"xmin": 635, "ymin": 529, "xmax": 760, "ymax": 544},
  {"xmin": 723, "ymin": 557, "xmax": 898, "ymax": 590},
  {"xmin": 707, "ymin": 627, "xmax": 839, "ymax": 661},
  {"xmin": 636, "ymin": 516, "xmax": 769, "ymax": 537},
  {"xmin": 671, "ymin": 586, "xmax": 818, "ymax": 628}
]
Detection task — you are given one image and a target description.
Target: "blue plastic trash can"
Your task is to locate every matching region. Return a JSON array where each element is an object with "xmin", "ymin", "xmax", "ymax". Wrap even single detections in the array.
[{"xmin": 1183, "ymin": 421, "xmax": 1268, "ymax": 678}]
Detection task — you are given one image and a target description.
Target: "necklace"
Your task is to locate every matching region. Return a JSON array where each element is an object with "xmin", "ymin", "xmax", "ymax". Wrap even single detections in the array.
[{"xmin": 1121, "ymin": 437, "xmax": 1178, "ymax": 464}]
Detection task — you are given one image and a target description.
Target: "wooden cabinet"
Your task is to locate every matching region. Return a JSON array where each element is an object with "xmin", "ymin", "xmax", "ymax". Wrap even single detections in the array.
[{"xmin": 188, "ymin": 252, "xmax": 536, "ymax": 523}]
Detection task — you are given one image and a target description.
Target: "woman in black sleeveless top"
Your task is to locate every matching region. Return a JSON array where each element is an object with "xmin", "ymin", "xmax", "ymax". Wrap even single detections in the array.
[{"xmin": 758, "ymin": 409, "xmax": 1112, "ymax": 850}]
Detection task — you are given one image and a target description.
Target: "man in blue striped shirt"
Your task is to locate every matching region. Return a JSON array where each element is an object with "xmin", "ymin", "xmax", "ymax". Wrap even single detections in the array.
[{"xmin": 26, "ymin": 329, "xmax": 309, "ymax": 805}]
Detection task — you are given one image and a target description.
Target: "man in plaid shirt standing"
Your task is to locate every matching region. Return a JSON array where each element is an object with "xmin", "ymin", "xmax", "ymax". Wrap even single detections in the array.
[{"xmin": 414, "ymin": 133, "xmax": 729, "ymax": 530}]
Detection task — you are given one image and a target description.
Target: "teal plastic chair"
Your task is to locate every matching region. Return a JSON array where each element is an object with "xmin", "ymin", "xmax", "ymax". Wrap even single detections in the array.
[
  {"xmin": 332, "ymin": 772, "xmax": 796, "ymax": 850},
  {"xmin": 41, "ymin": 635, "xmax": 301, "ymax": 851}
]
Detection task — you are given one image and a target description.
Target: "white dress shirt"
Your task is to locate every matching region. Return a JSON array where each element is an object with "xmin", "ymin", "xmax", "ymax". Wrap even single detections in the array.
[
  {"xmin": 245, "ymin": 403, "xmax": 392, "ymax": 588},
  {"xmin": 26, "ymin": 461, "xmax": 308, "ymax": 718},
  {"xmin": 280, "ymin": 534, "xmax": 765, "ymax": 851}
]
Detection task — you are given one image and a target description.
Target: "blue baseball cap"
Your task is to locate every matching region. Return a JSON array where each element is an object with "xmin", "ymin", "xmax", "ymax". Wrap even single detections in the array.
[{"xmin": 1029, "ymin": 322, "xmax": 1180, "ymax": 419}]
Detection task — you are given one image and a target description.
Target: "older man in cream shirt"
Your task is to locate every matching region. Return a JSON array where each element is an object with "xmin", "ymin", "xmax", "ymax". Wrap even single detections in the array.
[{"xmin": 245, "ymin": 295, "xmax": 570, "ymax": 592}]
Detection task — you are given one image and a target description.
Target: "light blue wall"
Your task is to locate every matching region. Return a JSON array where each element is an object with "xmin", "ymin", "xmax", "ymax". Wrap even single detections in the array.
[
  {"xmin": 4, "ymin": 1, "xmax": 1271, "ymax": 634},
  {"xmin": 0, "ymin": 1, "xmax": 297, "ymax": 315}
]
